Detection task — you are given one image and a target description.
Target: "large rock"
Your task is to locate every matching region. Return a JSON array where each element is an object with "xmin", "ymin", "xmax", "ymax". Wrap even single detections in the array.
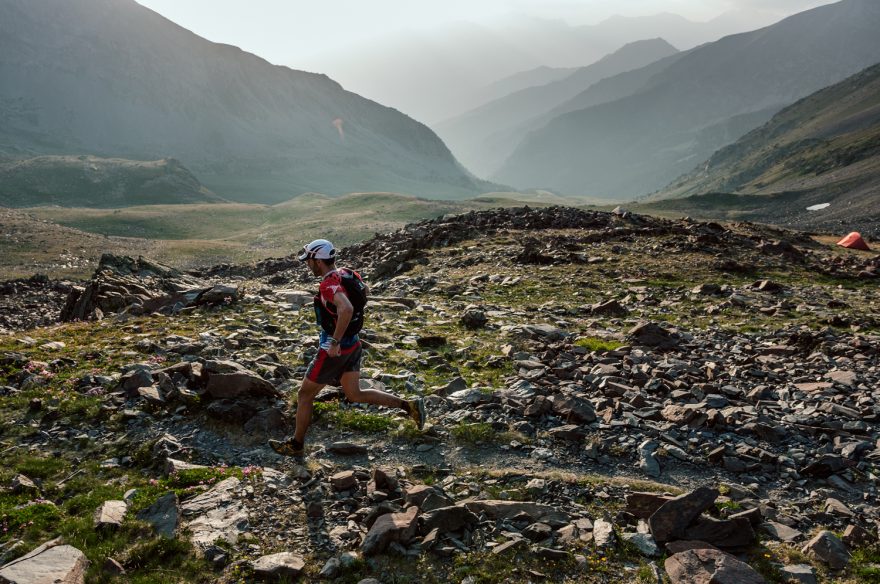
[
  {"xmin": 626, "ymin": 492, "xmax": 674, "ymax": 519},
  {"xmin": 649, "ymin": 487, "xmax": 719, "ymax": 543},
  {"xmin": 60, "ymin": 254, "xmax": 228, "ymax": 321},
  {"xmin": 181, "ymin": 478, "xmax": 248, "ymax": 548},
  {"xmin": 419, "ymin": 506, "xmax": 479, "ymax": 534},
  {"xmin": 93, "ymin": 500, "xmax": 127, "ymax": 530},
  {"xmin": 551, "ymin": 395, "xmax": 596, "ymax": 423},
  {"xmin": 801, "ymin": 530, "xmax": 850, "ymax": 570},
  {"xmin": 593, "ymin": 519, "xmax": 616, "ymax": 549},
  {"xmin": 665, "ymin": 548, "xmax": 766, "ymax": 584},
  {"xmin": 628, "ymin": 322, "xmax": 680, "ymax": 350},
  {"xmin": 205, "ymin": 371, "xmax": 278, "ymax": 399},
  {"xmin": 250, "ymin": 552, "xmax": 305, "ymax": 579},
  {"xmin": 0, "ymin": 539, "xmax": 88, "ymax": 584},
  {"xmin": 362, "ymin": 506, "xmax": 419, "ymax": 555},
  {"xmin": 137, "ymin": 492, "xmax": 180, "ymax": 538},
  {"xmin": 684, "ymin": 517, "xmax": 756, "ymax": 550}
]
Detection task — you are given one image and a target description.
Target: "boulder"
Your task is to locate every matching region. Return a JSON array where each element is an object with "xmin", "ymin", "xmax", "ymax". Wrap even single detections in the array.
[
  {"xmin": 93, "ymin": 500, "xmax": 127, "ymax": 530},
  {"xmin": 684, "ymin": 517, "xmax": 756, "ymax": 550},
  {"xmin": 136, "ymin": 492, "xmax": 179, "ymax": 538},
  {"xmin": 419, "ymin": 506, "xmax": 479, "ymax": 534},
  {"xmin": 780, "ymin": 565, "xmax": 817, "ymax": 584},
  {"xmin": 205, "ymin": 371, "xmax": 278, "ymax": 399},
  {"xmin": 0, "ymin": 539, "xmax": 88, "ymax": 584},
  {"xmin": 181, "ymin": 478, "xmax": 248, "ymax": 549},
  {"xmin": 628, "ymin": 322, "xmax": 680, "ymax": 350},
  {"xmin": 362, "ymin": 506, "xmax": 419, "ymax": 556},
  {"xmin": 665, "ymin": 548, "xmax": 766, "ymax": 584},
  {"xmin": 649, "ymin": 487, "xmax": 718, "ymax": 543},
  {"xmin": 801, "ymin": 530, "xmax": 850, "ymax": 570},
  {"xmin": 625, "ymin": 492, "xmax": 674, "ymax": 519},
  {"xmin": 250, "ymin": 552, "xmax": 305, "ymax": 580},
  {"xmin": 330, "ymin": 471, "xmax": 358, "ymax": 492}
]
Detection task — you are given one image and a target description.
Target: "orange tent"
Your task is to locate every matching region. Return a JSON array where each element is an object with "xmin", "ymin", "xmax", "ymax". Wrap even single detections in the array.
[{"xmin": 837, "ymin": 232, "xmax": 871, "ymax": 251}]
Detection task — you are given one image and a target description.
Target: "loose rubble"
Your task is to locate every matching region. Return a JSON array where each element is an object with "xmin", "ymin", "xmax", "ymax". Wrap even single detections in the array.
[{"xmin": 0, "ymin": 206, "xmax": 878, "ymax": 582}]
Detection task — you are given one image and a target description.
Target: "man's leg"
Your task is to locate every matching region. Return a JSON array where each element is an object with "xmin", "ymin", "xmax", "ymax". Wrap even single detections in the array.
[
  {"xmin": 293, "ymin": 377, "xmax": 325, "ymax": 444},
  {"xmin": 339, "ymin": 371, "xmax": 406, "ymax": 408},
  {"xmin": 340, "ymin": 372, "xmax": 426, "ymax": 429}
]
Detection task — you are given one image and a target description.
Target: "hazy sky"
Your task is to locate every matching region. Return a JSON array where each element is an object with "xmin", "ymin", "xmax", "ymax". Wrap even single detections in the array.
[{"xmin": 137, "ymin": 0, "xmax": 839, "ymax": 67}]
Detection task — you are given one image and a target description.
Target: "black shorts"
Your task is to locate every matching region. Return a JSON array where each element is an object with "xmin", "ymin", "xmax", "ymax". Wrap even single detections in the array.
[{"xmin": 305, "ymin": 342, "xmax": 362, "ymax": 386}]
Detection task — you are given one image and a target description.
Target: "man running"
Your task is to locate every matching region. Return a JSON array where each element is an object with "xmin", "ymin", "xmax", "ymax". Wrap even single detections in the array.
[{"xmin": 270, "ymin": 238, "xmax": 426, "ymax": 458}]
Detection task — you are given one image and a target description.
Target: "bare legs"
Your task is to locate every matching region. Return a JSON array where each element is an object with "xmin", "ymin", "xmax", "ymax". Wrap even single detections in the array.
[{"xmin": 292, "ymin": 372, "xmax": 407, "ymax": 444}]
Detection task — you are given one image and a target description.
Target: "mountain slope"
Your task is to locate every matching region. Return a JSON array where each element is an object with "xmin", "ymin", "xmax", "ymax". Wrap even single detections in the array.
[
  {"xmin": 0, "ymin": 0, "xmax": 489, "ymax": 203},
  {"xmin": 305, "ymin": 11, "xmax": 781, "ymax": 124},
  {"xmin": 435, "ymin": 39, "xmax": 679, "ymax": 178},
  {"xmin": 495, "ymin": 0, "xmax": 880, "ymax": 200},
  {"xmin": 0, "ymin": 156, "xmax": 221, "ymax": 207},
  {"xmin": 648, "ymin": 62, "xmax": 880, "ymax": 233}
]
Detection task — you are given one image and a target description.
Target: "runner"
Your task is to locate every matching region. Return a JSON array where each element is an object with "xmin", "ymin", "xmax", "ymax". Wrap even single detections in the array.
[{"xmin": 270, "ymin": 239, "xmax": 426, "ymax": 457}]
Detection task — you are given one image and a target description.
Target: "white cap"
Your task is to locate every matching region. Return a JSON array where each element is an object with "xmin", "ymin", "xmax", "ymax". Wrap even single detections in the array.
[{"xmin": 298, "ymin": 239, "xmax": 336, "ymax": 261}]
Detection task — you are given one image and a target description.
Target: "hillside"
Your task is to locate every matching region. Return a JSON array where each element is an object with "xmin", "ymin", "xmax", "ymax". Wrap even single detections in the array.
[
  {"xmin": 648, "ymin": 62, "xmax": 880, "ymax": 234},
  {"xmin": 0, "ymin": 207, "xmax": 878, "ymax": 582},
  {"xmin": 435, "ymin": 39, "xmax": 679, "ymax": 178},
  {"xmin": 0, "ymin": 0, "xmax": 489, "ymax": 203},
  {"xmin": 0, "ymin": 156, "xmax": 221, "ymax": 207},
  {"xmin": 495, "ymin": 0, "xmax": 880, "ymax": 199},
  {"xmin": 306, "ymin": 11, "xmax": 779, "ymax": 124},
  {"xmin": 0, "ymin": 194, "xmax": 556, "ymax": 281}
]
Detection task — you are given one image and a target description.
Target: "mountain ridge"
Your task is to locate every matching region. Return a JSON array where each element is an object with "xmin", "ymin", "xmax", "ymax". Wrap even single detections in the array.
[
  {"xmin": 435, "ymin": 38, "xmax": 679, "ymax": 178},
  {"xmin": 494, "ymin": 0, "xmax": 880, "ymax": 200},
  {"xmin": 0, "ymin": 0, "xmax": 491, "ymax": 204}
]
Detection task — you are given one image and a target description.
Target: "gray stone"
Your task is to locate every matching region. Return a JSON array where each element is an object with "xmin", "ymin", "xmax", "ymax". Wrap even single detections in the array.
[
  {"xmin": 639, "ymin": 440, "xmax": 661, "ymax": 478},
  {"xmin": 362, "ymin": 506, "xmax": 419, "ymax": 556},
  {"xmin": 626, "ymin": 492, "xmax": 674, "ymax": 519},
  {"xmin": 10, "ymin": 475, "xmax": 38, "ymax": 495},
  {"xmin": 420, "ymin": 506, "xmax": 478, "ymax": 534},
  {"xmin": 684, "ymin": 517, "xmax": 755, "ymax": 550},
  {"xmin": 665, "ymin": 548, "xmax": 766, "ymax": 584},
  {"xmin": 522, "ymin": 522, "xmax": 553, "ymax": 542},
  {"xmin": 205, "ymin": 371, "xmax": 278, "ymax": 399},
  {"xmin": 250, "ymin": 552, "xmax": 304, "ymax": 579},
  {"xmin": 760, "ymin": 521, "xmax": 802, "ymax": 543},
  {"xmin": 165, "ymin": 458, "xmax": 208, "ymax": 476},
  {"xmin": 136, "ymin": 492, "xmax": 179, "ymax": 538},
  {"xmin": 649, "ymin": 487, "xmax": 719, "ymax": 543},
  {"xmin": 594, "ymin": 519, "xmax": 616, "ymax": 549},
  {"xmin": 628, "ymin": 322, "xmax": 679, "ymax": 350},
  {"xmin": 0, "ymin": 539, "xmax": 88, "ymax": 584},
  {"xmin": 548, "ymin": 424, "xmax": 588, "ymax": 441},
  {"xmin": 801, "ymin": 530, "xmax": 850, "ymax": 570},
  {"xmin": 330, "ymin": 470, "xmax": 358, "ymax": 491},
  {"xmin": 181, "ymin": 478, "xmax": 248, "ymax": 549},
  {"xmin": 93, "ymin": 500, "xmax": 127, "ymax": 530},
  {"xmin": 327, "ymin": 442, "xmax": 368, "ymax": 455},
  {"xmin": 780, "ymin": 564, "xmax": 817, "ymax": 584},
  {"xmin": 622, "ymin": 532, "xmax": 660, "ymax": 557}
]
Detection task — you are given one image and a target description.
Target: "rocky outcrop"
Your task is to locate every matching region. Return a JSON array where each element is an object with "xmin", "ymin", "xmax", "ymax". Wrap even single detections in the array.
[{"xmin": 60, "ymin": 254, "xmax": 239, "ymax": 322}]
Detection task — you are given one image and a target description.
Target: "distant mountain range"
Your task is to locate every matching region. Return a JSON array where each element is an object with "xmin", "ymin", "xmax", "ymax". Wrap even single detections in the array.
[
  {"xmin": 306, "ymin": 11, "xmax": 781, "ymax": 124},
  {"xmin": 646, "ymin": 62, "xmax": 880, "ymax": 233},
  {"xmin": 0, "ymin": 156, "xmax": 221, "ymax": 207},
  {"xmin": 435, "ymin": 38, "xmax": 679, "ymax": 178},
  {"xmin": 493, "ymin": 0, "xmax": 880, "ymax": 200},
  {"xmin": 0, "ymin": 0, "xmax": 491, "ymax": 204}
]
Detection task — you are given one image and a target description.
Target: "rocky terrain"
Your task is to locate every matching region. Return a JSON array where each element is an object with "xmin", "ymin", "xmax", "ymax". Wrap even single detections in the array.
[{"xmin": 0, "ymin": 206, "xmax": 878, "ymax": 583}]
